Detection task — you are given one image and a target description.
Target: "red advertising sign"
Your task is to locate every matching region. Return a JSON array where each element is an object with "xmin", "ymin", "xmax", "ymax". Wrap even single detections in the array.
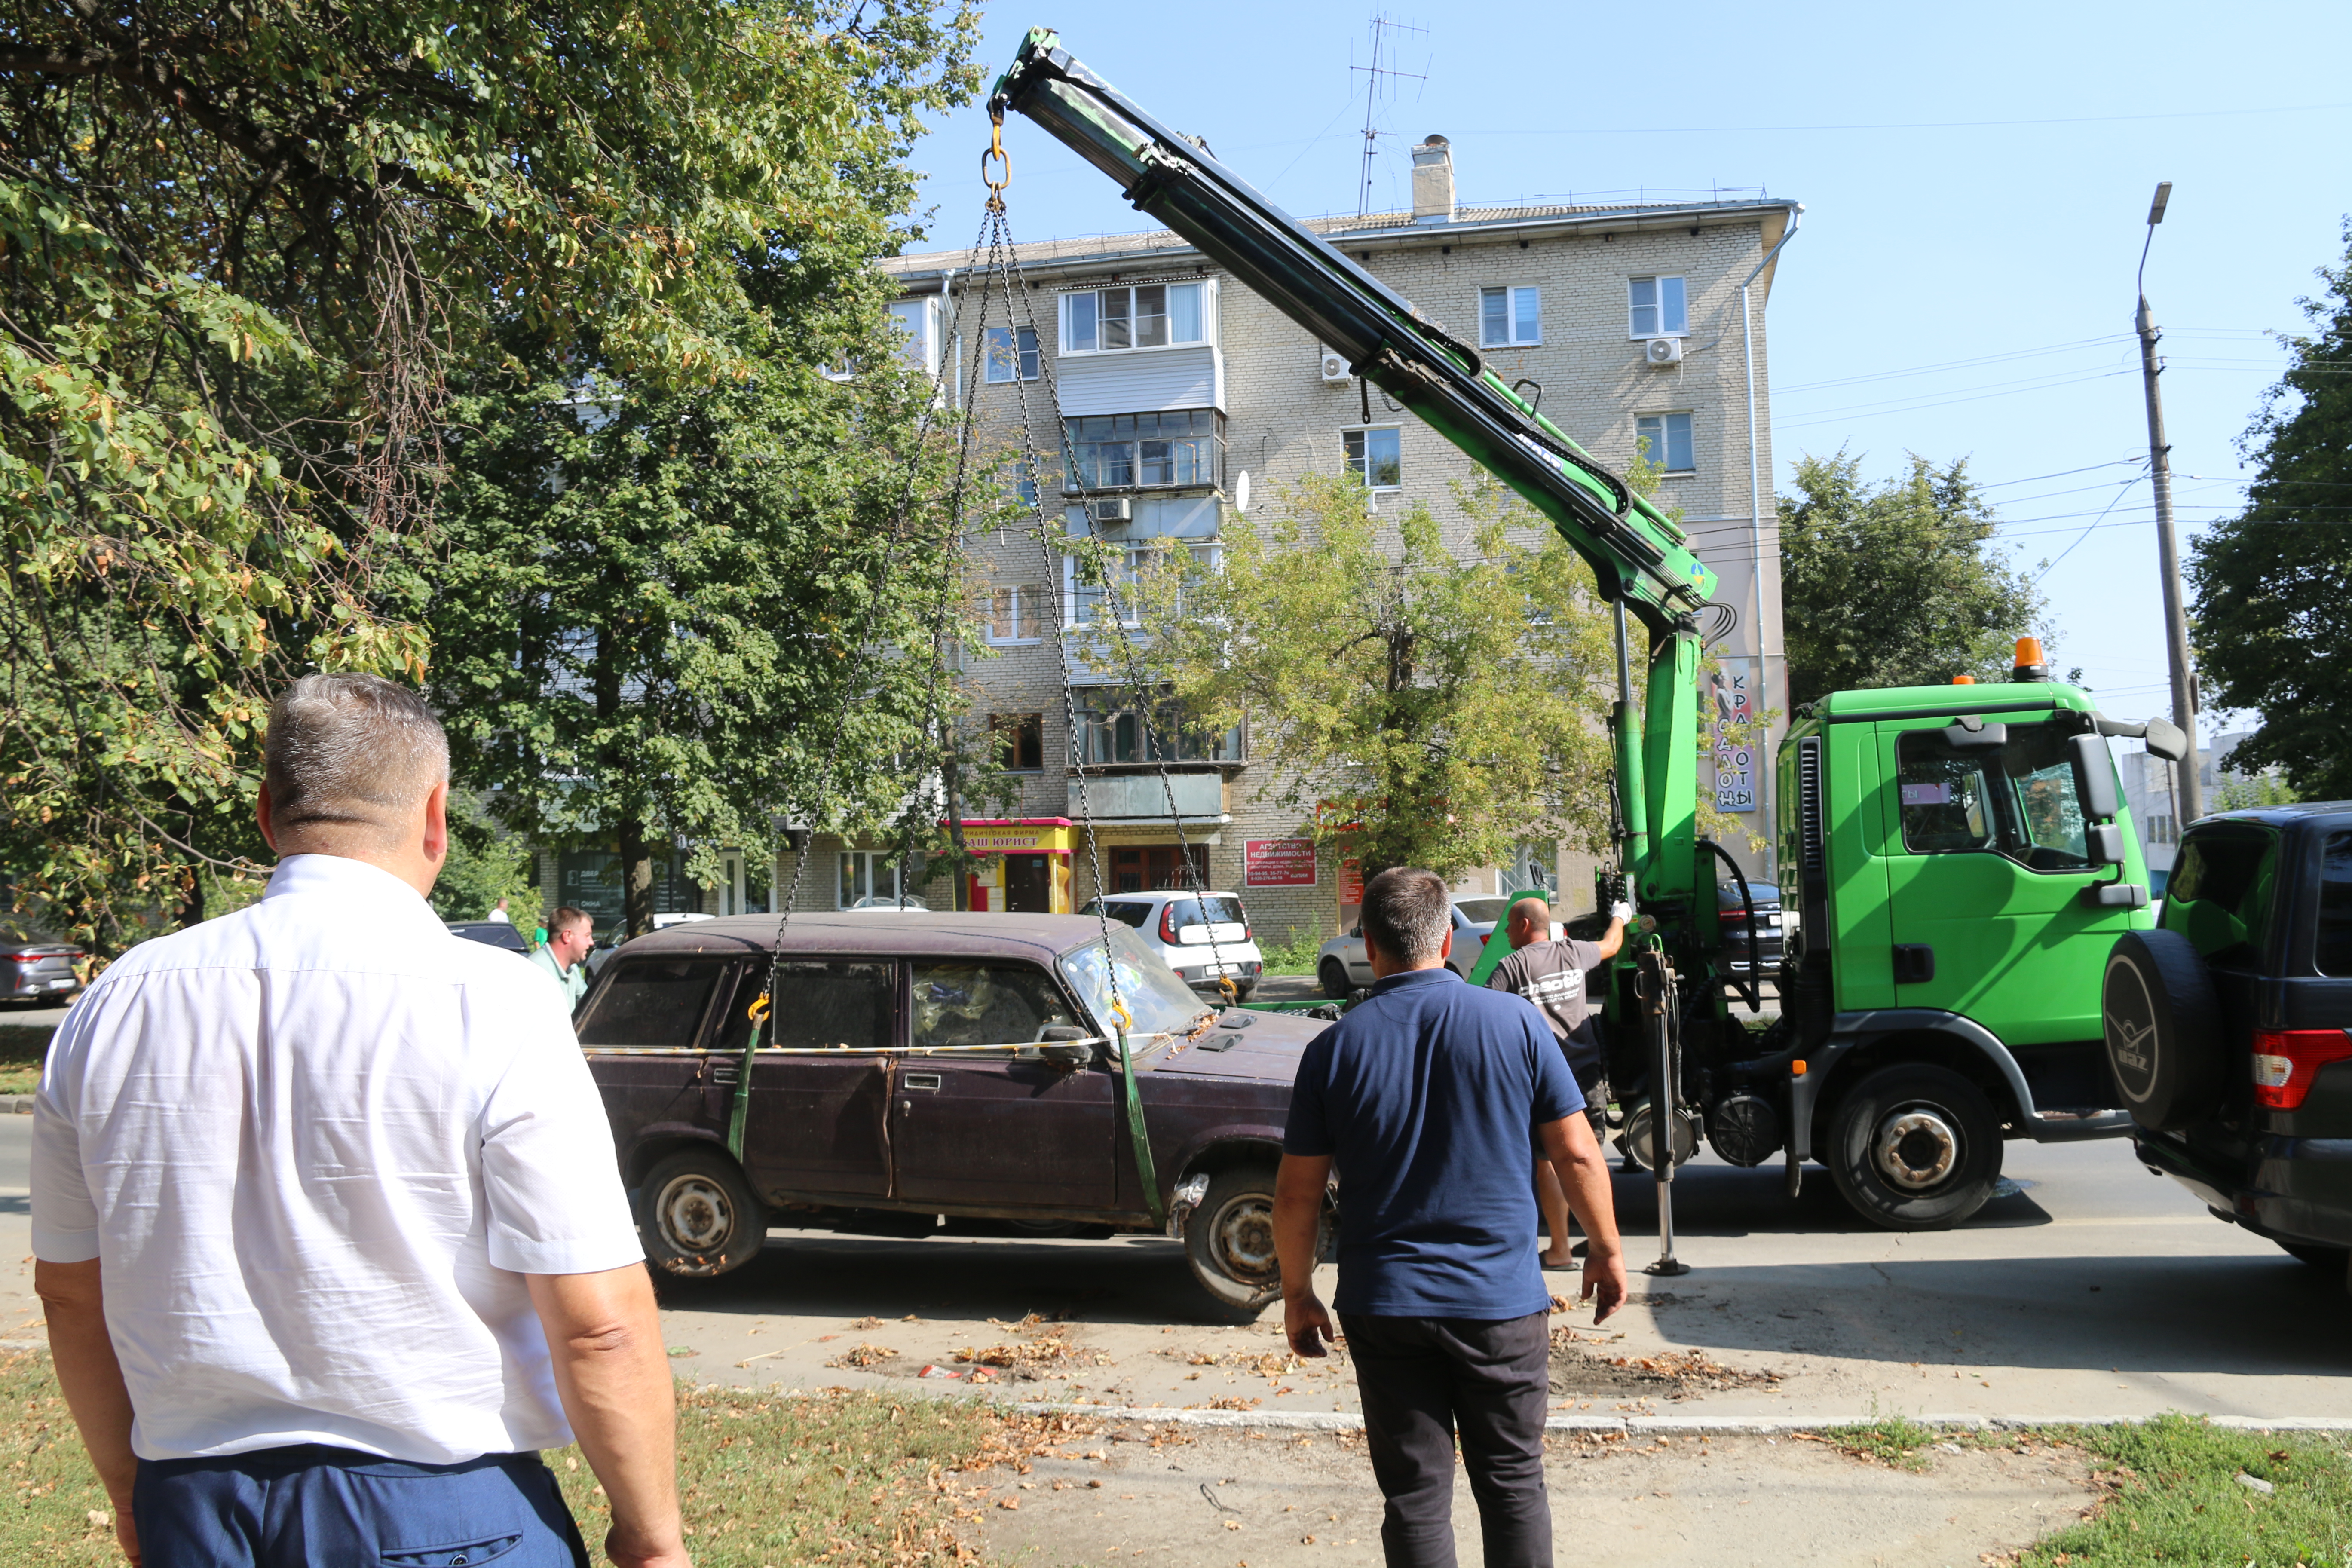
[
  {"xmin": 1338, "ymin": 858, "xmax": 1364, "ymax": 906},
  {"xmin": 1243, "ymin": 838, "xmax": 1318, "ymax": 888}
]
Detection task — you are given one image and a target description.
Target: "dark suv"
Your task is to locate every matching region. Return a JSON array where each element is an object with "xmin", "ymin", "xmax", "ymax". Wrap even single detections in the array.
[
  {"xmin": 1714, "ymin": 879, "xmax": 1785, "ymax": 978},
  {"xmin": 2103, "ymin": 804, "xmax": 2352, "ymax": 1275}
]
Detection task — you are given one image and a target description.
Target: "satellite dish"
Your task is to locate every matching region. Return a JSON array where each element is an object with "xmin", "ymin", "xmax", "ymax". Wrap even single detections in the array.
[{"xmin": 1234, "ymin": 470, "xmax": 1251, "ymax": 514}]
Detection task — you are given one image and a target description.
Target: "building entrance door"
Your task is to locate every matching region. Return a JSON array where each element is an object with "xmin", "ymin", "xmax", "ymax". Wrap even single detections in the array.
[{"xmin": 1004, "ymin": 854, "xmax": 1053, "ymax": 913}]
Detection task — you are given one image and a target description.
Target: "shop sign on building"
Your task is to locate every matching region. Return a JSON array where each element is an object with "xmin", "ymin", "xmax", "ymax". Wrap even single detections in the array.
[
  {"xmin": 1712, "ymin": 665, "xmax": 1757, "ymax": 813},
  {"xmin": 1243, "ymin": 838, "xmax": 1318, "ymax": 888}
]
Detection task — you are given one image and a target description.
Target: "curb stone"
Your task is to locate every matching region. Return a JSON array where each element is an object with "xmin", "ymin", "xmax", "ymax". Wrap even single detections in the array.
[
  {"xmin": 2, "ymin": 1097, "xmax": 30, "ymax": 1115},
  {"xmin": 986, "ymin": 1402, "xmax": 2352, "ymax": 1437}
]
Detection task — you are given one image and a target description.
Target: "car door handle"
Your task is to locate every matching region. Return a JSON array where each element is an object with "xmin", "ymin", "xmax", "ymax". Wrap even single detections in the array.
[{"xmin": 903, "ymin": 1072, "xmax": 942, "ymax": 1091}]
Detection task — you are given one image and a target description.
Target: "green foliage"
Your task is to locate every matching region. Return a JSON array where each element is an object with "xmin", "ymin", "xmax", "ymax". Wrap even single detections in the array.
[
  {"xmin": 1256, "ymin": 925, "xmax": 1329, "ymax": 976},
  {"xmin": 427, "ymin": 799, "xmax": 542, "ymax": 929},
  {"xmin": 1779, "ymin": 452, "xmax": 2050, "ymax": 706},
  {"xmin": 2211, "ymin": 772, "xmax": 2301, "ymax": 812},
  {"xmin": 2189, "ymin": 220, "xmax": 2352, "ymax": 800},
  {"xmin": 2018, "ymin": 1415, "xmax": 2352, "ymax": 1565},
  {"xmin": 1132, "ymin": 472, "xmax": 1616, "ymax": 881},
  {"xmin": 1820, "ymin": 1414, "xmax": 1937, "ymax": 1472},
  {"xmin": 0, "ymin": 0, "xmax": 979, "ymax": 950}
]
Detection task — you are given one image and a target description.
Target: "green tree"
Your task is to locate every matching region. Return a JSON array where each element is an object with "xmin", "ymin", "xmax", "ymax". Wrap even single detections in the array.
[
  {"xmin": 0, "ymin": 0, "xmax": 976, "ymax": 948},
  {"xmin": 2188, "ymin": 222, "xmax": 2352, "ymax": 798},
  {"xmin": 1129, "ymin": 473, "xmax": 1617, "ymax": 881},
  {"xmin": 1778, "ymin": 452, "xmax": 2049, "ymax": 706},
  {"xmin": 426, "ymin": 800, "xmax": 542, "ymax": 931}
]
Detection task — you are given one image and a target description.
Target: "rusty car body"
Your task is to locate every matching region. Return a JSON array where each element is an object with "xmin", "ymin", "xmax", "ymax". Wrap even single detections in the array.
[{"xmin": 576, "ymin": 912, "xmax": 1333, "ymax": 1318}]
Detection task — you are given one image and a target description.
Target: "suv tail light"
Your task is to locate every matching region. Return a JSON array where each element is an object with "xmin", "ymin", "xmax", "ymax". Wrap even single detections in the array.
[
  {"xmin": 2250, "ymin": 1029, "xmax": 2352, "ymax": 1110},
  {"xmin": 1159, "ymin": 902, "xmax": 1182, "ymax": 945}
]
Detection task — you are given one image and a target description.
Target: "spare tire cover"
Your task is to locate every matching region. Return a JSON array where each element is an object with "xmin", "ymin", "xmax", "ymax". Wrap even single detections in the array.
[{"xmin": 2103, "ymin": 928, "xmax": 2225, "ymax": 1131}]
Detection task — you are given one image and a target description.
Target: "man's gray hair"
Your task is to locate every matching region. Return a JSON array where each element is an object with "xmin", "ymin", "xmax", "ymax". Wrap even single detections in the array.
[
  {"xmin": 1360, "ymin": 867, "xmax": 1452, "ymax": 966},
  {"xmin": 264, "ymin": 674, "xmax": 449, "ymax": 847}
]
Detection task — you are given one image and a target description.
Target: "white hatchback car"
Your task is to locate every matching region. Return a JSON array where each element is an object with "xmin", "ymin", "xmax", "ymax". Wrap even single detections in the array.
[
  {"xmin": 1078, "ymin": 891, "xmax": 1265, "ymax": 1001},
  {"xmin": 1314, "ymin": 897, "xmax": 1506, "ymax": 998}
]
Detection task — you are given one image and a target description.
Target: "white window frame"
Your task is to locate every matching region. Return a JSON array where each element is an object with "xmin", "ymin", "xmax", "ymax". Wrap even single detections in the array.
[
  {"xmin": 1635, "ymin": 411, "xmax": 1696, "ymax": 475},
  {"xmin": 1628, "ymin": 276, "xmax": 1688, "ymax": 340},
  {"xmin": 1479, "ymin": 285, "xmax": 1542, "ymax": 348},
  {"xmin": 837, "ymin": 849, "xmax": 905, "ymax": 908},
  {"xmin": 886, "ymin": 297, "xmax": 944, "ymax": 376},
  {"xmin": 983, "ymin": 325, "xmax": 1040, "ymax": 383},
  {"xmin": 984, "ymin": 583, "xmax": 1044, "ymax": 645},
  {"xmin": 1057, "ymin": 279, "xmax": 1216, "ymax": 357},
  {"xmin": 1344, "ymin": 426, "xmax": 1404, "ymax": 491}
]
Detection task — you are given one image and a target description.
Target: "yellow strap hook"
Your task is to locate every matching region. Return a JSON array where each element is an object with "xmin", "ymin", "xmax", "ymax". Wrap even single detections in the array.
[{"xmin": 747, "ymin": 992, "xmax": 772, "ymax": 1026}]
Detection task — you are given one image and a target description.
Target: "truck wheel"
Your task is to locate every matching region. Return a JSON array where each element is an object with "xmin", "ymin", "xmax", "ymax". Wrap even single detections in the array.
[
  {"xmin": 637, "ymin": 1147, "xmax": 768, "ymax": 1278},
  {"xmin": 2103, "ymin": 929, "xmax": 2225, "ymax": 1132},
  {"xmin": 1827, "ymin": 1065, "xmax": 2002, "ymax": 1231},
  {"xmin": 1184, "ymin": 1164, "xmax": 1283, "ymax": 1323},
  {"xmin": 1319, "ymin": 960, "xmax": 1352, "ymax": 1001}
]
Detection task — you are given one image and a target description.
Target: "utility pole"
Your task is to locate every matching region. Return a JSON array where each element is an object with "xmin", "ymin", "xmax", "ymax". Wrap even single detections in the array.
[{"xmin": 2135, "ymin": 180, "xmax": 2202, "ymax": 825}]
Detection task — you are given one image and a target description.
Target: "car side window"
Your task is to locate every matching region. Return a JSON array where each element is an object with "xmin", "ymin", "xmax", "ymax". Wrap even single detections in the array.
[
  {"xmin": 1895, "ymin": 723, "xmax": 2089, "ymax": 870},
  {"xmin": 708, "ymin": 961, "xmax": 895, "ymax": 1054},
  {"xmin": 910, "ymin": 962, "xmax": 1081, "ymax": 1049},
  {"xmin": 1079, "ymin": 900, "xmax": 1153, "ymax": 929},
  {"xmin": 2313, "ymin": 831, "xmax": 2352, "ymax": 977},
  {"xmin": 2161, "ymin": 824, "xmax": 2281, "ymax": 960},
  {"xmin": 577, "ymin": 959, "xmax": 727, "ymax": 1048}
]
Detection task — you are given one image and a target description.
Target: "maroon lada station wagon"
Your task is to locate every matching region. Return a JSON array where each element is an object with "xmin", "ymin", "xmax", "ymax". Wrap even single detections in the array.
[{"xmin": 576, "ymin": 913, "xmax": 1335, "ymax": 1319}]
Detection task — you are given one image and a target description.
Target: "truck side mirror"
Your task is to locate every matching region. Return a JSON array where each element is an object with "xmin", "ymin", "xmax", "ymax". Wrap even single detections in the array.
[
  {"xmin": 1941, "ymin": 720, "xmax": 2007, "ymax": 750},
  {"xmin": 2069, "ymin": 733, "xmax": 2121, "ymax": 820},
  {"xmin": 2141, "ymin": 717, "xmax": 2189, "ymax": 763},
  {"xmin": 2087, "ymin": 822, "xmax": 2126, "ymax": 867}
]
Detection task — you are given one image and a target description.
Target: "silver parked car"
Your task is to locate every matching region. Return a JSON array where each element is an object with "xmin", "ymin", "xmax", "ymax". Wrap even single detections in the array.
[{"xmin": 1315, "ymin": 898, "xmax": 1506, "ymax": 999}]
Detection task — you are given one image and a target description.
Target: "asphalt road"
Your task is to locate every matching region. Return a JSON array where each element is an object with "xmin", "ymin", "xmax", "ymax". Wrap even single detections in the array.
[{"xmin": 0, "ymin": 1113, "xmax": 2340, "ymax": 1421}]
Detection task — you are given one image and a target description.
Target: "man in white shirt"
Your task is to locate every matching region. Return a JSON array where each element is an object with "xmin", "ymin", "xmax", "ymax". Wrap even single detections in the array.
[
  {"xmin": 532, "ymin": 905, "xmax": 596, "ymax": 1010},
  {"xmin": 34, "ymin": 674, "xmax": 685, "ymax": 1568}
]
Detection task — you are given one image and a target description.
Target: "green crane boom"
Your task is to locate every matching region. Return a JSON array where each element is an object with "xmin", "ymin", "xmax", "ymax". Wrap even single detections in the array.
[{"xmin": 988, "ymin": 28, "xmax": 1719, "ymax": 912}]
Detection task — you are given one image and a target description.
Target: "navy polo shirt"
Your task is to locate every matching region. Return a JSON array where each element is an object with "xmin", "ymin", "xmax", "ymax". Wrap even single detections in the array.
[{"xmin": 1283, "ymin": 965, "xmax": 1581, "ymax": 1319}]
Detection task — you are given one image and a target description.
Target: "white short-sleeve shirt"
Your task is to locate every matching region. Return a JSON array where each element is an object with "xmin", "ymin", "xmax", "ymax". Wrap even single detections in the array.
[{"xmin": 33, "ymin": 854, "xmax": 646, "ymax": 1464}]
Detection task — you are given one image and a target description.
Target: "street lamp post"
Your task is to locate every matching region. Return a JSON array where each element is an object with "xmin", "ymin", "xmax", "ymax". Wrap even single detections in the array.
[{"xmin": 2135, "ymin": 180, "xmax": 2202, "ymax": 826}]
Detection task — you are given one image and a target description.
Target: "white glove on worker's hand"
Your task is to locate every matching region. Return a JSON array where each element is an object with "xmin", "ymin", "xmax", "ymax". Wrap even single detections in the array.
[{"xmin": 1608, "ymin": 901, "xmax": 1633, "ymax": 923}]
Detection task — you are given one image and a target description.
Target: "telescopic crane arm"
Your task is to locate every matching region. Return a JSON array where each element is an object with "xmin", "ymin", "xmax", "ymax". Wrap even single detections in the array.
[{"xmin": 989, "ymin": 28, "xmax": 1719, "ymax": 913}]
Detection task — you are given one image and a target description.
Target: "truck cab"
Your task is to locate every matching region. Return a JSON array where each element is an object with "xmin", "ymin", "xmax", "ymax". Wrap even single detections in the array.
[{"xmin": 1764, "ymin": 664, "xmax": 2155, "ymax": 1225}]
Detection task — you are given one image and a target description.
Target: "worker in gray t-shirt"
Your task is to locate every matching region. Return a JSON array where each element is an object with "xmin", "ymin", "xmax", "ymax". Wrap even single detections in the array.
[{"xmin": 1487, "ymin": 895, "xmax": 1627, "ymax": 1266}]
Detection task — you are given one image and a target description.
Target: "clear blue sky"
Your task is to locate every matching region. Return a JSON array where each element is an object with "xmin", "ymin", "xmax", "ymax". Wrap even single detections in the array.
[{"xmin": 904, "ymin": 0, "xmax": 2352, "ymax": 750}]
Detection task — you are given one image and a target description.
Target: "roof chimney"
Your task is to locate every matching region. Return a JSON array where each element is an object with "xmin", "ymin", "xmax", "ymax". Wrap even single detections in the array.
[{"xmin": 1411, "ymin": 135, "xmax": 1454, "ymax": 224}]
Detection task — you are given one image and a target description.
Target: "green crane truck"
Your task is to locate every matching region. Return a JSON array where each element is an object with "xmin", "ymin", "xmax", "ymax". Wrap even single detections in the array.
[{"xmin": 987, "ymin": 31, "xmax": 2191, "ymax": 1231}]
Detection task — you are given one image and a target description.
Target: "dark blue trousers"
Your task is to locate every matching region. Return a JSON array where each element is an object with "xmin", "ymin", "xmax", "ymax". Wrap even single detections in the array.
[{"xmin": 132, "ymin": 1444, "xmax": 590, "ymax": 1568}]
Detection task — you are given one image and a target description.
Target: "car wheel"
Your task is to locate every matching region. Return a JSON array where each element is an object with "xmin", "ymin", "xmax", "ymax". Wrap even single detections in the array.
[
  {"xmin": 636, "ymin": 1147, "xmax": 768, "ymax": 1278},
  {"xmin": 2103, "ymin": 929, "xmax": 2226, "ymax": 1132},
  {"xmin": 1827, "ymin": 1064, "xmax": 2003, "ymax": 1231},
  {"xmin": 2278, "ymin": 1241, "xmax": 2350, "ymax": 1271},
  {"xmin": 1318, "ymin": 960, "xmax": 1352, "ymax": 1001},
  {"xmin": 1184, "ymin": 1164, "xmax": 1284, "ymax": 1323}
]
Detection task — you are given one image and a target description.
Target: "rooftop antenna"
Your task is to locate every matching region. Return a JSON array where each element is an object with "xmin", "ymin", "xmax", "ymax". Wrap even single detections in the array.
[{"xmin": 1351, "ymin": 14, "xmax": 1428, "ymax": 217}]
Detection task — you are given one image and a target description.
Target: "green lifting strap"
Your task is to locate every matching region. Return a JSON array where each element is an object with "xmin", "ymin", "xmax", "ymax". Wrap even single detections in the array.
[
  {"xmin": 726, "ymin": 1008, "xmax": 764, "ymax": 1162},
  {"xmin": 1115, "ymin": 1030, "xmax": 1164, "ymax": 1230}
]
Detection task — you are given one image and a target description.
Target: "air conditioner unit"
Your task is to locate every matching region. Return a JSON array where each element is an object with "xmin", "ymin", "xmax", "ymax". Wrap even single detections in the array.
[
  {"xmin": 1645, "ymin": 337, "xmax": 1684, "ymax": 367},
  {"xmin": 1319, "ymin": 349, "xmax": 1354, "ymax": 383},
  {"xmin": 1088, "ymin": 496, "xmax": 1132, "ymax": 524}
]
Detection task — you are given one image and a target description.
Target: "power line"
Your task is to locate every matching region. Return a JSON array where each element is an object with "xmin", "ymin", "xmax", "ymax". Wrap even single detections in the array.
[{"xmin": 1775, "ymin": 335, "xmax": 2134, "ymax": 395}]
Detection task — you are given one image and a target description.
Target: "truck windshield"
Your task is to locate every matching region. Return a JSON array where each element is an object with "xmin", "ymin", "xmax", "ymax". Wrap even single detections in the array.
[
  {"xmin": 1059, "ymin": 925, "xmax": 1215, "ymax": 1036},
  {"xmin": 1895, "ymin": 721, "xmax": 2092, "ymax": 871}
]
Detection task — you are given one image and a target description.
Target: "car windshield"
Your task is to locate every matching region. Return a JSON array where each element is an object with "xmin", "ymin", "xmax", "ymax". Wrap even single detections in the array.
[{"xmin": 1058, "ymin": 925, "xmax": 1215, "ymax": 1036}]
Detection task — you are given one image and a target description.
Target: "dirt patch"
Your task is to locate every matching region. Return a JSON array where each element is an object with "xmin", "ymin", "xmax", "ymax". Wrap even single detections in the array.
[{"xmin": 1548, "ymin": 1325, "xmax": 1784, "ymax": 1400}]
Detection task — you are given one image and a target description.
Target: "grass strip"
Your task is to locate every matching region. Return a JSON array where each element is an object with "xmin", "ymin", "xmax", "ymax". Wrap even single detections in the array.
[
  {"xmin": 1996, "ymin": 1414, "xmax": 2352, "ymax": 1566},
  {"xmin": 1815, "ymin": 1414, "xmax": 1939, "ymax": 1472},
  {"xmin": 0, "ymin": 1348, "xmax": 1088, "ymax": 1565}
]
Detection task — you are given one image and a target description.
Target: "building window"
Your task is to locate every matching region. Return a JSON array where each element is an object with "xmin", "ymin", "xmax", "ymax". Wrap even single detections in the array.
[
  {"xmin": 984, "ymin": 585, "xmax": 1043, "ymax": 644},
  {"xmin": 1063, "ymin": 540, "xmax": 1220, "ymax": 629},
  {"xmin": 1107, "ymin": 844, "xmax": 1210, "ymax": 894},
  {"xmin": 1629, "ymin": 276, "xmax": 1687, "ymax": 338},
  {"xmin": 886, "ymin": 297, "xmax": 942, "ymax": 374},
  {"xmin": 991, "ymin": 712, "xmax": 1046, "ymax": 772},
  {"xmin": 984, "ymin": 325, "xmax": 1041, "ymax": 383},
  {"xmin": 1635, "ymin": 412, "xmax": 1694, "ymax": 474},
  {"xmin": 1344, "ymin": 426, "xmax": 1403, "ymax": 489},
  {"xmin": 1073, "ymin": 690, "xmax": 1240, "ymax": 765},
  {"xmin": 1060, "ymin": 281, "xmax": 1212, "ymax": 354},
  {"xmin": 1064, "ymin": 410, "xmax": 1223, "ymax": 493},
  {"xmin": 838, "ymin": 849, "xmax": 908, "ymax": 908},
  {"xmin": 1007, "ymin": 460, "xmax": 1038, "ymax": 507},
  {"xmin": 1479, "ymin": 286, "xmax": 1541, "ymax": 347}
]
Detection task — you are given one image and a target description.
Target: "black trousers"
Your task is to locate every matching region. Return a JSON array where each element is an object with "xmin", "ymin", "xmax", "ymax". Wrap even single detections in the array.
[{"xmin": 1340, "ymin": 1311, "xmax": 1553, "ymax": 1568}]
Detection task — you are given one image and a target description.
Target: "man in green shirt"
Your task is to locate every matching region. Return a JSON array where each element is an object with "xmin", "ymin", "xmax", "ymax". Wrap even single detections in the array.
[{"xmin": 530, "ymin": 905, "xmax": 595, "ymax": 1011}]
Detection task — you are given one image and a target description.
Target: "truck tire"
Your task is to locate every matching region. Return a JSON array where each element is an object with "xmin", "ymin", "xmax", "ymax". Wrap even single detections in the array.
[
  {"xmin": 1184, "ymin": 1163, "xmax": 1283, "ymax": 1323},
  {"xmin": 2103, "ymin": 929, "xmax": 2225, "ymax": 1132},
  {"xmin": 637, "ymin": 1147, "xmax": 768, "ymax": 1278},
  {"xmin": 1827, "ymin": 1064, "xmax": 2003, "ymax": 1230},
  {"xmin": 1319, "ymin": 960, "xmax": 1352, "ymax": 1001}
]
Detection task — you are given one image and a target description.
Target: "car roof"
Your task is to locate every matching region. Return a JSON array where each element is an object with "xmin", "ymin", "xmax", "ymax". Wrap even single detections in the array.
[
  {"xmin": 613, "ymin": 911, "xmax": 1110, "ymax": 966},
  {"xmin": 1094, "ymin": 890, "xmax": 1242, "ymax": 902},
  {"xmin": 2194, "ymin": 801, "xmax": 2352, "ymax": 830}
]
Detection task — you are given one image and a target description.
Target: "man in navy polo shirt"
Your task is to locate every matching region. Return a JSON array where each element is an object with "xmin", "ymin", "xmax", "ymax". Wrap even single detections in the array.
[{"xmin": 1274, "ymin": 867, "xmax": 1627, "ymax": 1568}]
